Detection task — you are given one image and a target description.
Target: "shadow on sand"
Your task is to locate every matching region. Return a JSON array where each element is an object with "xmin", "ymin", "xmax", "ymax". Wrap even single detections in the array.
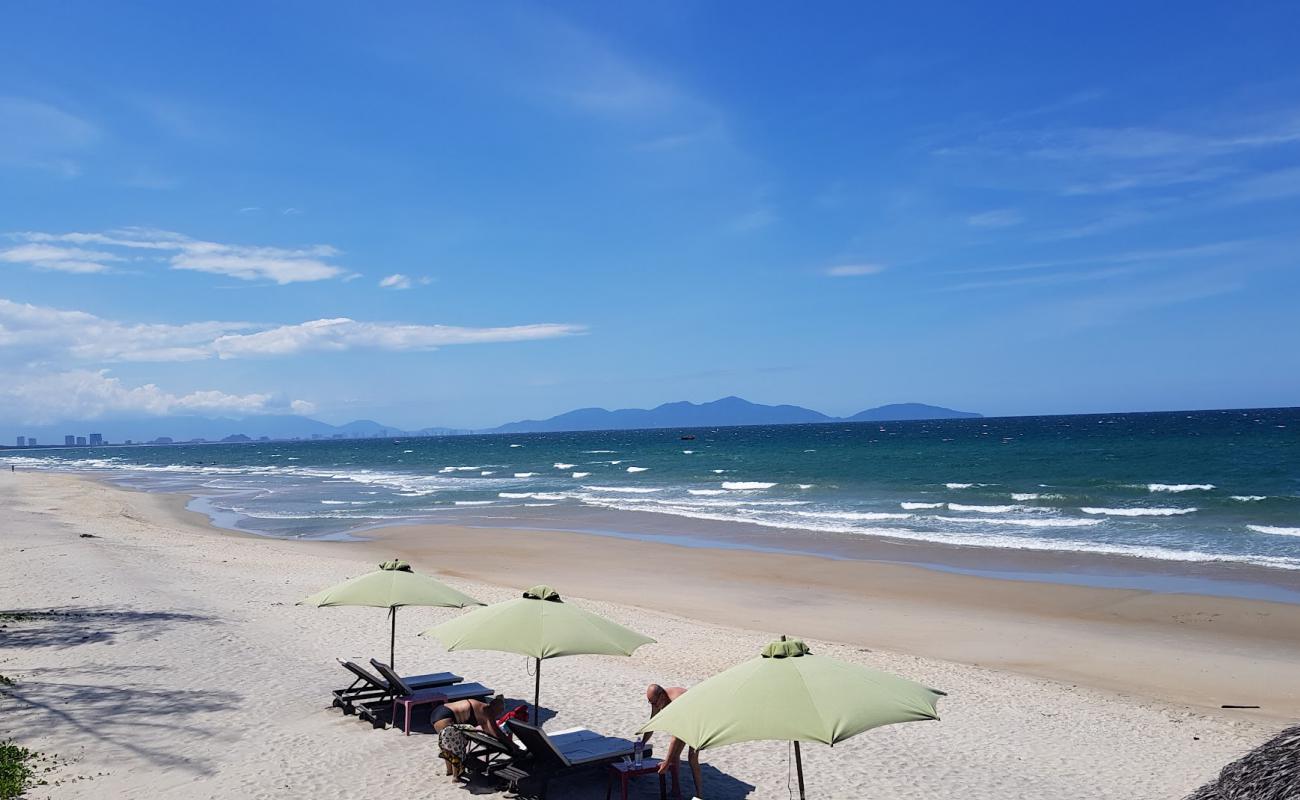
[
  {"xmin": 0, "ymin": 606, "xmax": 214, "ymax": 650},
  {"xmin": 0, "ymin": 606, "xmax": 236, "ymax": 775}
]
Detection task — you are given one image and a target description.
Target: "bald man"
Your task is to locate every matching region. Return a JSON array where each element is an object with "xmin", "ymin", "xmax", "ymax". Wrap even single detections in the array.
[{"xmin": 643, "ymin": 683, "xmax": 703, "ymax": 796}]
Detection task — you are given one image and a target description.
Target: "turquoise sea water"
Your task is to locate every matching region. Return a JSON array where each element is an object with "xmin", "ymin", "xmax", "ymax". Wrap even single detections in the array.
[{"xmin": 5, "ymin": 408, "xmax": 1299, "ymax": 573}]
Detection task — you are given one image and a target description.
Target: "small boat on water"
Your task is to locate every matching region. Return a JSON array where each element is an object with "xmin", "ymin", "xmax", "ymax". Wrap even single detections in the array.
[{"xmin": 680, "ymin": 435, "xmax": 696, "ymax": 440}]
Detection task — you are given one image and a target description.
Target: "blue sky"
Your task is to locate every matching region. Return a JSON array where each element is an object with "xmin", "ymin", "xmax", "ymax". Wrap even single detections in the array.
[{"xmin": 2, "ymin": 1, "xmax": 1298, "ymax": 430}]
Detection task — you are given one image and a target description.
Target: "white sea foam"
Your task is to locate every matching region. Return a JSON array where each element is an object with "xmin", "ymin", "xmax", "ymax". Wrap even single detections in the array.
[
  {"xmin": 582, "ymin": 486, "xmax": 663, "ymax": 494},
  {"xmin": 499, "ymin": 492, "xmax": 533, "ymax": 498},
  {"xmin": 514, "ymin": 472, "xmax": 538, "ymax": 478},
  {"xmin": 688, "ymin": 489, "xmax": 728, "ymax": 496},
  {"xmin": 1011, "ymin": 493, "xmax": 1040, "ymax": 501},
  {"xmin": 1081, "ymin": 507, "xmax": 1197, "ymax": 517},
  {"xmin": 935, "ymin": 516, "xmax": 1102, "ymax": 528},
  {"xmin": 571, "ymin": 472, "xmax": 591, "ymax": 478},
  {"xmin": 789, "ymin": 510, "xmax": 913, "ymax": 521},
  {"xmin": 403, "ymin": 449, "xmax": 413, "ymax": 454},
  {"xmin": 1148, "ymin": 483, "xmax": 1216, "ymax": 493},
  {"xmin": 1232, "ymin": 495, "xmax": 1267, "ymax": 502},
  {"xmin": 570, "ymin": 495, "xmax": 1300, "ymax": 570},
  {"xmin": 509, "ymin": 444, "xmax": 523, "ymax": 448},
  {"xmin": 722, "ymin": 481, "xmax": 776, "ymax": 490},
  {"xmin": 524, "ymin": 503, "xmax": 557, "ymax": 507},
  {"xmin": 712, "ymin": 469, "xmax": 726, "ymax": 474},
  {"xmin": 901, "ymin": 502, "xmax": 944, "ymax": 510},
  {"xmin": 797, "ymin": 484, "xmax": 814, "ymax": 489},
  {"xmin": 583, "ymin": 450, "xmax": 617, "ymax": 454},
  {"xmin": 454, "ymin": 500, "xmax": 497, "ymax": 506},
  {"xmin": 948, "ymin": 503, "xmax": 1032, "ymax": 513},
  {"xmin": 480, "ymin": 471, "xmax": 495, "ymax": 476},
  {"xmin": 682, "ymin": 450, "xmax": 695, "ymax": 454},
  {"xmin": 1247, "ymin": 525, "xmax": 1300, "ymax": 538},
  {"xmin": 626, "ymin": 466, "xmax": 649, "ymax": 473},
  {"xmin": 553, "ymin": 463, "xmax": 576, "ymax": 469},
  {"xmin": 321, "ymin": 500, "xmax": 348, "ymax": 505}
]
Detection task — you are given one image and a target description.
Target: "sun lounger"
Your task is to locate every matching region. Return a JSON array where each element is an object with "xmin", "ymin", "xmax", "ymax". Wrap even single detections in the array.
[
  {"xmin": 366, "ymin": 659, "xmax": 493, "ymax": 733},
  {"xmin": 470, "ymin": 720, "xmax": 648, "ymax": 799},
  {"xmin": 330, "ymin": 658, "xmax": 462, "ymax": 715}
]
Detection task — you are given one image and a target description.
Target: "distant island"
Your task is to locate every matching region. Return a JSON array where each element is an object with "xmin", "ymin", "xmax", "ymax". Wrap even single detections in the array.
[{"xmin": 0, "ymin": 396, "xmax": 980, "ymax": 447}]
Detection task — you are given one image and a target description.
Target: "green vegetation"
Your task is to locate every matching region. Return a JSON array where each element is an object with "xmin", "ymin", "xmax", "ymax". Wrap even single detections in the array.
[
  {"xmin": 0, "ymin": 740, "xmax": 37, "ymax": 799},
  {"xmin": 0, "ymin": 675, "xmax": 14, "ymax": 687}
]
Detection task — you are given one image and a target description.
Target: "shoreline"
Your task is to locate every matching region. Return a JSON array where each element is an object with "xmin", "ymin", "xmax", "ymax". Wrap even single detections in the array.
[
  {"xmin": 106, "ymin": 472, "xmax": 1300, "ymax": 718},
  {"xmin": 157, "ymin": 471, "xmax": 1300, "ymax": 605}
]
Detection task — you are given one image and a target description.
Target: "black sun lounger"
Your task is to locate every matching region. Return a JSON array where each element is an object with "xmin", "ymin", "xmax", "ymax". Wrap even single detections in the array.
[
  {"xmin": 330, "ymin": 659, "xmax": 462, "ymax": 715},
  {"xmin": 482, "ymin": 720, "xmax": 647, "ymax": 799},
  {"xmin": 362, "ymin": 659, "xmax": 493, "ymax": 732}
]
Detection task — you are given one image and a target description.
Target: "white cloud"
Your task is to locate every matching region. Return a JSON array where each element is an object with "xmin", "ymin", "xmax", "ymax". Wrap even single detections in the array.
[
  {"xmin": 823, "ymin": 264, "xmax": 887, "ymax": 277},
  {"xmin": 0, "ymin": 370, "xmax": 314, "ymax": 424},
  {"xmin": 966, "ymin": 209, "xmax": 1023, "ymax": 228},
  {"xmin": 0, "ymin": 297, "xmax": 584, "ymax": 364},
  {"xmin": 6, "ymin": 228, "xmax": 348, "ymax": 284},
  {"xmin": 379, "ymin": 273, "xmax": 433, "ymax": 290},
  {"xmin": 211, "ymin": 318, "xmax": 586, "ymax": 359},
  {"xmin": 0, "ymin": 243, "xmax": 122, "ymax": 273}
]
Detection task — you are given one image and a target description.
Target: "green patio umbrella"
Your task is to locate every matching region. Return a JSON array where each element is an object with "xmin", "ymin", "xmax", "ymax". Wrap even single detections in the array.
[
  {"xmin": 639, "ymin": 636, "xmax": 944, "ymax": 799},
  {"xmin": 420, "ymin": 584, "xmax": 654, "ymax": 719},
  {"xmin": 298, "ymin": 559, "xmax": 483, "ymax": 669}
]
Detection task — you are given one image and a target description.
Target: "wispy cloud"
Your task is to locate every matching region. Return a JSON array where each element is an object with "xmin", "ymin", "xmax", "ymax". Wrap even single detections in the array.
[
  {"xmin": 948, "ymin": 239, "xmax": 1255, "ymax": 276},
  {"xmin": 0, "ymin": 96, "xmax": 99, "ymax": 177},
  {"xmin": 0, "ymin": 243, "xmax": 122, "ymax": 274},
  {"xmin": 5, "ymin": 228, "xmax": 347, "ymax": 284},
  {"xmin": 823, "ymin": 263, "xmax": 887, "ymax": 277},
  {"xmin": 966, "ymin": 209, "xmax": 1023, "ymax": 228},
  {"xmin": 212, "ymin": 318, "xmax": 585, "ymax": 358},
  {"xmin": 944, "ymin": 265, "xmax": 1137, "ymax": 292},
  {"xmin": 0, "ymin": 297, "xmax": 585, "ymax": 364},
  {"xmin": 378, "ymin": 273, "xmax": 432, "ymax": 290},
  {"xmin": 0, "ymin": 369, "xmax": 314, "ymax": 424},
  {"xmin": 1222, "ymin": 166, "xmax": 1300, "ymax": 205}
]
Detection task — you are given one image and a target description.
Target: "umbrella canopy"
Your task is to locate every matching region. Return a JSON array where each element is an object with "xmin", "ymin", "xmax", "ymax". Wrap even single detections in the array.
[
  {"xmin": 299, "ymin": 559, "xmax": 483, "ymax": 668},
  {"xmin": 639, "ymin": 636, "xmax": 943, "ymax": 798},
  {"xmin": 421, "ymin": 584, "xmax": 654, "ymax": 717}
]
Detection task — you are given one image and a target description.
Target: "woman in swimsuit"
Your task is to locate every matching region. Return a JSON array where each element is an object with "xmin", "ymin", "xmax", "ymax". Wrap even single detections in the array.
[{"xmin": 434, "ymin": 695, "xmax": 508, "ymax": 781}]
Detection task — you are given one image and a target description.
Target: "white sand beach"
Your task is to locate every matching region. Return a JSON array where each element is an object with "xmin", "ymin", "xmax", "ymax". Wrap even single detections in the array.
[{"xmin": 2, "ymin": 471, "xmax": 1295, "ymax": 799}]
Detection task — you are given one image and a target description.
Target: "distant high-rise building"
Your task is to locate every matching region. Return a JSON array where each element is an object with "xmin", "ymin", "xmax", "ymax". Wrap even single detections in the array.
[
  {"xmin": 16, "ymin": 436, "xmax": 26, "ymax": 447},
  {"xmin": 89, "ymin": 433, "xmax": 103, "ymax": 446},
  {"xmin": 152, "ymin": 437, "xmax": 173, "ymax": 444},
  {"xmin": 124, "ymin": 440, "xmax": 133, "ymax": 445},
  {"xmin": 75, "ymin": 436, "xmax": 87, "ymax": 446},
  {"xmin": 27, "ymin": 437, "xmax": 36, "ymax": 446},
  {"xmin": 65, "ymin": 435, "xmax": 76, "ymax": 446}
]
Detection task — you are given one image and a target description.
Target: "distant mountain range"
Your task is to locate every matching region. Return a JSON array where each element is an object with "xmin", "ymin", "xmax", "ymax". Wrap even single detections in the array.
[
  {"xmin": 488, "ymin": 397, "xmax": 979, "ymax": 433},
  {"xmin": 0, "ymin": 397, "xmax": 980, "ymax": 446}
]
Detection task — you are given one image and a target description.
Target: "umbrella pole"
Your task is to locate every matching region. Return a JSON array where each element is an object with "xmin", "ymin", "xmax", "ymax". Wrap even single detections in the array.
[
  {"xmin": 793, "ymin": 741, "xmax": 806, "ymax": 800},
  {"xmin": 533, "ymin": 657, "xmax": 541, "ymax": 723},
  {"xmin": 390, "ymin": 606, "xmax": 397, "ymax": 669}
]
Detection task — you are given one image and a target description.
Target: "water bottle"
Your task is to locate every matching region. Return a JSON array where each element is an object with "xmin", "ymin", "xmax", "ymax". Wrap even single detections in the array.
[{"xmin": 633, "ymin": 739, "xmax": 644, "ymax": 768}]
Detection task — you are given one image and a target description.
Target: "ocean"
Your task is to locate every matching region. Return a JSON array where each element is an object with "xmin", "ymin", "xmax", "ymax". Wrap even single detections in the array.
[{"xmin": 5, "ymin": 407, "xmax": 1299, "ymax": 575}]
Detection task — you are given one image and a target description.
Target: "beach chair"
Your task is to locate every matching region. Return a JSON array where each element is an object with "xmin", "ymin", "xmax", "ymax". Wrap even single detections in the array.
[
  {"xmin": 488, "ymin": 720, "xmax": 649, "ymax": 799},
  {"xmin": 330, "ymin": 659, "xmax": 462, "ymax": 715},
  {"xmin": 366, "ymin": 659, "xmax": 493, "ymax": 734}
]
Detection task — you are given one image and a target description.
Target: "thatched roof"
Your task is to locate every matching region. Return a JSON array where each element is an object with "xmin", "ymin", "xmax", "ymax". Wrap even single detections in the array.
[{"xmin": 1186, "ymin": 725, "xmax": 1300, "ymax": 800}]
